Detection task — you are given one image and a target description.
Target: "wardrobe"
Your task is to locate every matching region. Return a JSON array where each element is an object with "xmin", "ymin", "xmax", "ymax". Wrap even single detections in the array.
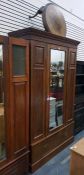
[{"xmin": 0, "ymin": 28, "xmax": 79, "ymax": 174}]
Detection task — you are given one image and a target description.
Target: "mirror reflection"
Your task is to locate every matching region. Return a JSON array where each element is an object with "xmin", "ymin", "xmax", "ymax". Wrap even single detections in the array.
[
  {"xmin": 0, "ymin": 45, "xmax": 6, "ymax": 160},
  {"xmin": 49, "ymin": 49, "xmax": 65, "ymax": 129}
]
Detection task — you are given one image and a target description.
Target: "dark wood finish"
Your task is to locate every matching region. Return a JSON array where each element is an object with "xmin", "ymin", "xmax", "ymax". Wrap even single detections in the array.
[
  {"xmin": 31, "ymin": 122, "xmax": 73, "ymax": 163},
  {"xmin": 0, "ymin": 154, "xmax": 29, "ymax": 175},
  {"xmin": 9, "ymin": 27, "xmax": 80, "ymax": 47},
  {"xmin": 74, "ymin": 61, "xmax": 84, "ymax": 134},
  {"xmin": 13, "ymin": 82, "xmax": 27, "ymax": 154},
  {"xmin": 32, "ymin": 137, "xmax": 73, "ymax": 172},
  {"xmin": 0, "ymin": 36, "xmax": 29, "ymax": 175},
  {"xmin": 8, "ymin": 28, "xmax": 79, "ymax": 172},
  {"xmin": 30, "ymin": 41, "xmax": 47, "ymax": 143},
  {"xmin": 9, "ymin": 37, "xmax": 29, "ymax": 157},
  {"xmin": 66, "ymin": 48, "xmax": 77, "ymax": 123}
]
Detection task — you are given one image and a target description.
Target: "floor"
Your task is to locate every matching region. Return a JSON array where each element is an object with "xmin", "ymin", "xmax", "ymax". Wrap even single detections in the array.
[{"xmin": 29, "ymin": 130, "xmax": 84, "ymax": 175}]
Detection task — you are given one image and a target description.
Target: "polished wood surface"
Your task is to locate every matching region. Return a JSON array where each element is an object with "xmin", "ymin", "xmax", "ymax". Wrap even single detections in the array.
[
  {"xmin": 9, "ymin": 27, "xmax": 80, "ymax": 47},
  {"xmin": 74, "ymin": 61, "xmax": 84, "ymax": 134},
  {"xmin": 0, "ymin": 28, "xmax": 78, "ymax": 173},
  {"xmin": 31, "ymin": 122, "xmax": 74, "ymax": 163},
  {"xmin": 13, "ymin": 82, "xmax": 27, "ymax": 154},
  {"xmin": 0, "ymin": 154, "xmax": 29, "ymax": 175},
  {"xmin": 30, "ymin": 41, "xmax": 47, "ymax": 142},
  {"xmin": 70, "ymin": 138, "xmax": 84, "ymax": 175},
  {"xmin": 71, "ymin": 138, "xmax": 84, "ymax": 156},
  {"xmin": 66, "ymin": 48, "xmax": 76, "ymax": 123},
  {"xmin": 0, "ymin": 36, "xmax": 29, "ymax": 175},
  {"xmin": 8, "ymin": 28, "xmax": 79, "ymax": 172},
  {"xmin": 9, "ymin": 37, "xmax": 29, "ymax": 157}
]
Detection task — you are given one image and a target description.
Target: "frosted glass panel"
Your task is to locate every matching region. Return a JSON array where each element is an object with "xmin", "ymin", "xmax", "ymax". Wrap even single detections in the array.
[
  {"xmin": 13, "ymin": 45, "xmax": 26, "ymax": 75},
  {"xmin": 49, "ymin": 49, "xmax": 65, "ymax": 129}
]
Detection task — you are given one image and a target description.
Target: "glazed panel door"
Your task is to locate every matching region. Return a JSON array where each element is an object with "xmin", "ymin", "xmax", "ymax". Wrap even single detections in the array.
[
  {"xmin": 0, "ymin": 36, "xmax": 9, "ymax": 164},
  {"xmin": 9, "ymin": 37, "xmax": 29, "ymax": 157}
]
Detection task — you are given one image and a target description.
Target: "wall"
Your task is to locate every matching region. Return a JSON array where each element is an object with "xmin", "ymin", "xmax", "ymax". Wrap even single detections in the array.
[
  {"xmin": 50, "ymin": 0, "xmax": 84, "ymax": 20},
  {"xmin": 0, "ymin": 0, "xmax": 84, "ymax": 60}
]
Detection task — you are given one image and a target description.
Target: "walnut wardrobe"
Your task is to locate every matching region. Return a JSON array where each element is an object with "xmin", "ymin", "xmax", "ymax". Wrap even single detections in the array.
[{"xmin": 0, "ymin": 28, "xmax": 79, "ymax": 174}]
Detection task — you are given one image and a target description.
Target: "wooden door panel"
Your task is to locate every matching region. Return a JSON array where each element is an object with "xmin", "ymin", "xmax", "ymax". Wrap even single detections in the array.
[
  {"xmin": 69, "ymin": 49, "xmax": 76, "ymax": 66},
  {"xmin": 66, "ymin": 48, "xmax": 76, "ymax": 123},
  {"xmin": 34, "ymin": 46, "xmax": 45, "ymax": 65},
  {"xmin": 66, "ymin": 68, "xmax": 76, "ymax": 122},
  {"xmin": 31, "ymin": 69, "xmax": 45, "ymax": 140},
  {"xmin": 9, "ymin": 37, "xmax": 29, "ymax": 157},
  {"xmin": 13, "ymin": 82, "xmax": 27, "ymax": 154},
  {"xmin": 31, "ymin": 41, "xmax": 47, "ymax": 142}
]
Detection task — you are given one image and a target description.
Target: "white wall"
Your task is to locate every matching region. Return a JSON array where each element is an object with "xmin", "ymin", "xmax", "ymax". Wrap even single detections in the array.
[
  {"xmin": 52, "ymin": 0, "xmax": 84, "ymax": 20},
  {"xmin": 50, "ymin": 0, "xmax": 84, "ymax": 30},
  {"xmin": 24, "ymin": 0, "xmax": 84, "ymax": 20},
  {"xmin": 0, "ymin": 0, "xmax": 84, "ymax": 60},
  {"xmin": 0, "ymin": 0, "xmax": 84, "ymax": 32},
  {"xmin": 24, "ymin": 0, "xmax": 84, "ymax": 28}
]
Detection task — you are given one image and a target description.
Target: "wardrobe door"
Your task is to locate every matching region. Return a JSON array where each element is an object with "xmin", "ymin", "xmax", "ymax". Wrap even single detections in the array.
[
  {"xmin": 47, "ymin": 45, "xmax": 68, "ymax": 132},
  {"xmin": 0, "ymin": 36, "xmax": 9, "ymax": 165},
  {"xmin": 66, "ymin": 48, "xmax": 77, "ymax": 123},
  {"xmin": 30, "ymin": 41, "xmax": 47, "ymax": 142},
  {"xmin": 9, "ymin": 37, "xmax": 29, "ymax": 158}
]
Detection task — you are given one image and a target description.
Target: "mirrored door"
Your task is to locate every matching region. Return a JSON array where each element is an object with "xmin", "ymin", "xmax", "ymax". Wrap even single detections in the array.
[
  {"xmin": 0, "ymin": 45, "xmax": 6, "ymax": 160},
  {"xmin": 49, "ymin": 48, "xmax": 65, "ymax": 130}
]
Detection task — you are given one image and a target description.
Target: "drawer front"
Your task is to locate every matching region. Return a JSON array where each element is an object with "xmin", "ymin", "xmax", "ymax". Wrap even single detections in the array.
[
  {"xmin": 0, "ymin": 154, "xmax": 29, "ymax": 175},
  {"xmin": 31, "ymin": 122, "xmax": 74, "ymax": 163}
]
